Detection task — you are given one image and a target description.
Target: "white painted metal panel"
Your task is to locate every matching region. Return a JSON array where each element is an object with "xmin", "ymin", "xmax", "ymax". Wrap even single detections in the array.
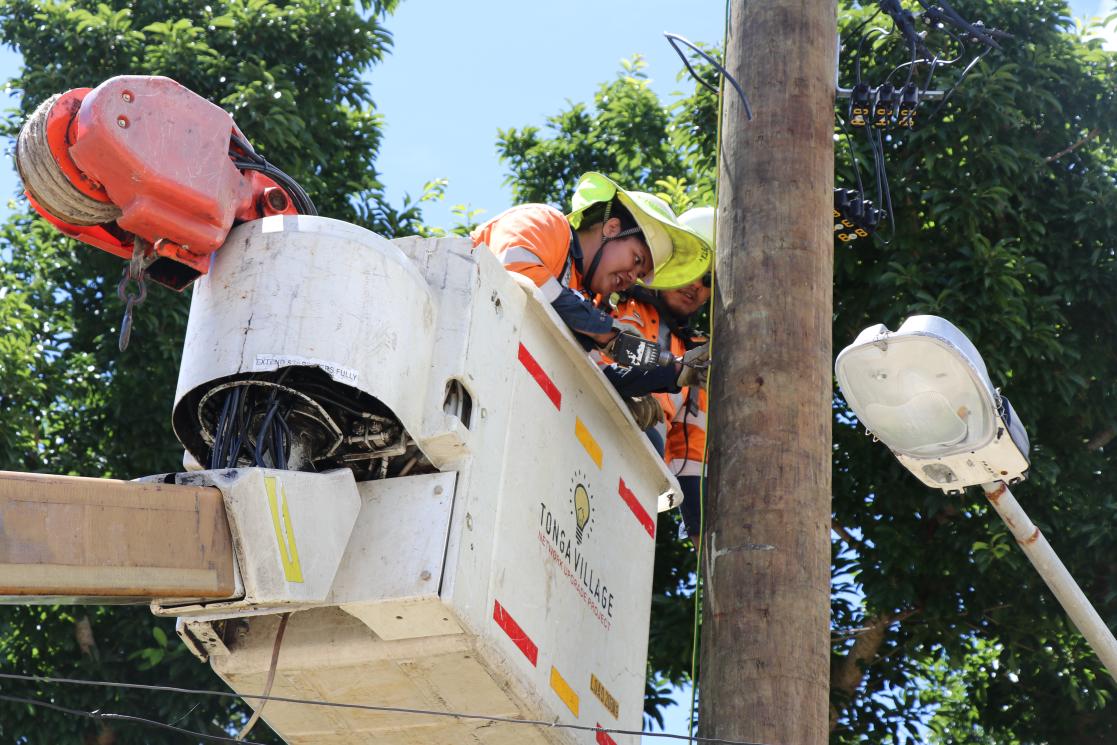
[
  {"xmin": 155, "ymin": 468, "xmax": 359, "ymax": 613},
  {"xmin": 207, "ymin": 607, "xmax": 557, "ymax": 745},
  {"xmin": 392, "ymin": 237, "xmax": 675, "ymax": 744},
  {"xmin": 168, "ymin": 231, "xmax": 681, "ymax": 745},
  {"xmin": 173, "ymin": 215, "xmax": 438, "ymax": 461},
  {"xmin": 390, "ymin": 236, "xmax": 525, "ymax": 633},
  {"xmin": 330, "ymin": 471, "xmax": 456, "ymax": 603},
  {"xmin": 478, "ymin": 278, "xmax": 666, "ymax": 745}
]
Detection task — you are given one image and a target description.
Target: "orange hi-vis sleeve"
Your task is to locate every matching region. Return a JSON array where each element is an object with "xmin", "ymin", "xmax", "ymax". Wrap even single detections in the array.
[
  {"xmin": 664, "ymin": 384, "xmax": 707, "ymax": 477},
  {"xmin": 658, "ymin": 329, "xmax": 707, "ymax": 475},
  {"xmin": 470, "ymin": 204, "xmax": 582, "ymax": 301}
]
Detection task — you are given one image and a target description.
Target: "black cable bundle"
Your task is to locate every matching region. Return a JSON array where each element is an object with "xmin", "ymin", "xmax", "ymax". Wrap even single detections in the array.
[
  {"xmin": 229, "ymin": 132, "xmax": 318, "ymax": 216},
  {"xmin": 252, "ymin": 388, "xmax": 290, "ymax": 470},
  {"xmin": 208, "ymin": 384, "xmax": 292, "ymax": 470},
  {"xmin": 209, "ymin": 386, "xmax": 245, "ymax": 469}
]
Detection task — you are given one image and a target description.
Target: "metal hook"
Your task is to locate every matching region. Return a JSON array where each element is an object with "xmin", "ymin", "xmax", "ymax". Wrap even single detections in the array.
[{"xmin": 116, "ymin": 266, "xmax": 148, "ymax": 352}]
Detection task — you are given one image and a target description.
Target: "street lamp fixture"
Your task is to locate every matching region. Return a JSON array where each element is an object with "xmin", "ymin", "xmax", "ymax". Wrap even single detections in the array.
[
  {"xmin": 835, "ymin": 314, "xmax": 1117, "ymax": 681},
  {"xmin": 835, "ymin": 315, "xmax": 1029, "ymax": 493}
]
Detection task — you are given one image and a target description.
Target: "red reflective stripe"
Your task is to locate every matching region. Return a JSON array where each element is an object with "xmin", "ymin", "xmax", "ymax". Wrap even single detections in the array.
[
  {"xmin": 618, "ymin": 478, "xmax": 656, "ymax": 539},
  {"xmin": 493, "ymin": 599, "xmax": 538, "ymax": 666},
  {"xmin": 596, "ymin": 725, "xmax": 617, "ymax": 745},
  {"xmin": 518, "ymin": 343, "xmax": 562, "ymax": 410}
]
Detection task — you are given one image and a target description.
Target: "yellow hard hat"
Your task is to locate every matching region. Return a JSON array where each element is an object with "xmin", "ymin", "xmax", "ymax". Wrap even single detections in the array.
[{"xmin": 567, "ymin": 172, "xmax": 712, "ymax": 289}]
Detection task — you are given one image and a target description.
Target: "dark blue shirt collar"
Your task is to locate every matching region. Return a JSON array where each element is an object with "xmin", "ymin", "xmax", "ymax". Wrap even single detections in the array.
[{"xmin": 569, "ymin": 228, "xmax": 585, "ymax": 275}]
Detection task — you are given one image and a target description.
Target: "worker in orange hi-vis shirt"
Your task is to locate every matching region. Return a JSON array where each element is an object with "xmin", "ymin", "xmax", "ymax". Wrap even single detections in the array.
[
  {"xmin": 471, "ymin": 172, "xmax": 711, "ymax": 402},
  {"xmin": 611, "ymin": 207, "xmax": 713, "ymax": 541}
]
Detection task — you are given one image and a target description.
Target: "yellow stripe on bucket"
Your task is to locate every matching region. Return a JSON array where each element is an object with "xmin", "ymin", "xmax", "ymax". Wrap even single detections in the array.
[
  {"xmin": 265, "ymin": 475, "xmax": 304, "ymax": 583},
  {"xmin": 550, "ymin": 665, "xmax": 580, "ymax": 717},
  {"xmin": 575, "ymin": 417, "xmax": 603, "ymax": 469}
]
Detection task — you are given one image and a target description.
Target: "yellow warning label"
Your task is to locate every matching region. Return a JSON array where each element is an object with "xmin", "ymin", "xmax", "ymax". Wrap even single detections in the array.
[
  {"xmin": 575, "ymin": 417, "xmax": 603, "ymax": 469},
  {"xmin": 265, "ymin": 475, "xmax": 304, "ymax": 583},
  {"xmin": 550, "ymin": 665, "xmax": 580, "ymax": 717},
  {"xmin": 590, "ymin": 673, "xmax": 619, "ymax": 719}
]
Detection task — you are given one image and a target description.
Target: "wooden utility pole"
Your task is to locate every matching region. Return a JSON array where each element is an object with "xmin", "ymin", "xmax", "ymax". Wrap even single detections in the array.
[{"xmin": 699, "ymin": 0, "xmax": 836, "ymax": 743}]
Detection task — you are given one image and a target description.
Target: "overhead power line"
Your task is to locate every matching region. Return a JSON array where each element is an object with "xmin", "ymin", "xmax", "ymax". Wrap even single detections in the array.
[
  {"xmin": 0, "ymin": 671, "xmax": 778, "ymax": 745},
  {"xmin": 0, "ymin": 692, "xmax": 268, "ymax": 745}
]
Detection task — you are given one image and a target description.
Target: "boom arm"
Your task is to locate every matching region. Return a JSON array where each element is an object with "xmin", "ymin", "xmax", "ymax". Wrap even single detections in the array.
[{"xmin": 16, "ymin": 75, "xmax": 304, "ymax": 291}]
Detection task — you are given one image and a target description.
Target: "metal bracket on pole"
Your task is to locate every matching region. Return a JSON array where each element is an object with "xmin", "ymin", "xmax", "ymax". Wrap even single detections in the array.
[
  {"xmin": 982, "ymin": 481, "xmax": 1117, "ymax": 679},
  {"xmin": 834, "ymin": 33, "xmax": 947, "ymax": 100},
  {"xmin": 836, "ymin": 86, "xmax": 945, "ymax": 100}
]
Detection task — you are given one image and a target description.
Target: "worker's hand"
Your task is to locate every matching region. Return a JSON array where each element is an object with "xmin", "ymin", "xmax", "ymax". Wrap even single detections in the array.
[
  {"xmin": 625, "ymin": 395, "xmax": 664, "ymax": 431},
  {"xmin": 681, "ymin": 342, "xmax": 710, "ymax": 369},
  {"xmin": 607, "ymin": 330, "xmax": 667, "ymax": 370},
  {"xmin": 677, "ymin": 342, "xmax": 710, "ymax": 389}
]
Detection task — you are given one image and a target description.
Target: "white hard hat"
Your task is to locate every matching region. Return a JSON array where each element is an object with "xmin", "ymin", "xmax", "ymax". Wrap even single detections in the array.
[{"xmin": 677, "ymin": 207, "xmax": 715, "ymax": 252}]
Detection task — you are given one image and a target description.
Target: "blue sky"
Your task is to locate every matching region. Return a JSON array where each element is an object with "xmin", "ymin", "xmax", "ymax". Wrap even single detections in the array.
[
  {"xmin": 0, "ymin": 1, "xmax": 1112, "ymax": 742},
  {"xmin": 371, "ymin": 0, "xmax": 726, "ymax": 228}
]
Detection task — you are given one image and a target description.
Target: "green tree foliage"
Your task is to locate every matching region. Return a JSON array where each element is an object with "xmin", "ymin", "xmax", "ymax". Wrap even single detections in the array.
[
  {"xmin": 499, "ymin": 3, "xmax": 1117, "ymax": 742},
  {"xmin": 0, "ymin": 1, "xmax": 414, "ymax": 741},
  {"xmin": 831, "ymin": 2, "xmax": 1117, "ymax": 743}
]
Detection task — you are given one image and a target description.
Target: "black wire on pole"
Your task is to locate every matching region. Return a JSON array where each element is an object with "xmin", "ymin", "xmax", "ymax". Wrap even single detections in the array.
[
  {"xmin": 845, "ymin": 6, "xmax": 884, "ymax": 43},
  {"xmin": 664, "ymin": 33, "xmax": 753, "ymax": 120},
  {"xmin": 915, "ymin": 0, "xmax": 1007, "ymax": 50},
  {"xmin": 864, "ymin": 125, "xmax": 895, "ymax": 243},
  {"xmin": 854, "ymin": 27, "xmax": 891, "ymax": 85},
  {"xmin": 836, "ymin": 116, "xmax": 866, "ymax": 197},
  {"xmin": 922, "ymin": 45, "xmax": 993, "ymax": 125},
  {"xmin": 0, "ymin": 672, "xmax": 776, "ymax": 745},
  {"xmin": 901, "ymin": 33, "xmax": 918, "ymax": 87}
]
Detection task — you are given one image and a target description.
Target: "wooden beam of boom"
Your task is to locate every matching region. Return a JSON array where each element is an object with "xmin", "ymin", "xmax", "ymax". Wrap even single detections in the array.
[{"xmin": 0, "ymin": 471, "xmax": 236, "ymax": 603}]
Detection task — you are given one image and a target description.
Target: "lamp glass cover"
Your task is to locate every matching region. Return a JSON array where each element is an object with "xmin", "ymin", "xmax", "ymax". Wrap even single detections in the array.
[{"xmin": 837, "ymin": 335, "xmax": 997, "ymax": 458}]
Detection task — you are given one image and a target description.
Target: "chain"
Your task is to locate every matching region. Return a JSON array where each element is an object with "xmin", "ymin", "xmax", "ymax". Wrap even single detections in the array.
[{"xmin": 116, "ymin": 237, "xmax": 152, "ymax": 351}]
